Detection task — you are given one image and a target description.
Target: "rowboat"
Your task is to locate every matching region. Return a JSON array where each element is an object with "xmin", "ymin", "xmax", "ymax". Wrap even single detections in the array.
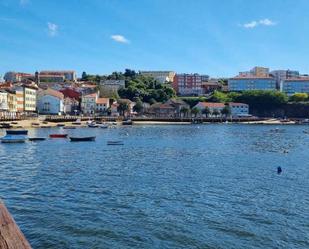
[
  {"xmin": 1, "ymin": 135, "xmax": 27, "ymax": 143},
  {"xmin": 98, "ymin": 124, "xmax": 108, "ymax": 129},
  {"xmin": 49, "ymin": 134, "xmax": 68, "ymax": 138},
  {"xmin": 69, "ymin": 136, "xmax": 96, "ymax": 142},
  {"xmin": 57, "ymin": 124, "xmax": 65, "ymax": 127},
  {"xmin": 107, "ymin": 140, "xmax": 124, "ymax": 145},
  {"xmin": 88, "ymin": 124, "xmax": 98, "ymax": 128},
  {"xmin": 28, "ymin": 137, "xmax": 46, "ymax": 141},
  {"xmin": 6, "ymin": 130, "xmax": 28, "ymax": 135},
  {"xmin": 122, "ymin": 120, "xmax": 132, "ymax": 125}
]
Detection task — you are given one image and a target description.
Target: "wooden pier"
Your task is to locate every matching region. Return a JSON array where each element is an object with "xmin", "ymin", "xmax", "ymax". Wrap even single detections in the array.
[{"xmin": 0, "ymin": 201, "xmax": 31, "ymax": 249}]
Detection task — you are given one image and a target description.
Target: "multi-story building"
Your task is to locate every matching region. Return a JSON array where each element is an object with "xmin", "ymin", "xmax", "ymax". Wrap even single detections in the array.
[
  {"xmin": 140, "ymin": 71, "xmax": 176, "ymax": 83},
  {"xmin": 99, "ymin": 80, "xmax": 125, "ymax": 91},
  {"xmin": 39, "ymin": 70, "xmax": 77, "ymax": 82},
  {"xmin": 96, "ymin": 98, "xmax": 110, "ymax": 114},
  {"xmin": 6, "ymin": 90, "xmax": 17, "ymax": 114},
  {"xmin": 250, "ymin": 66, "xmax": 269, "ymax": 77},
  {"xmin": 228, "ymin": 76, "xmax": 276, "ymax": 91},
  {"xmin": 173, "ymin": 73, "xmax": 206, "ymax": 96},
  {"xmin": 13, "ymin": 84, "xmax": 38, "ymax": 113},
  {"xmin": 229, "ymin": 103, "xmax": 249, "ymax": 116},
  {"xmin": 0, "ymin": 90, "xmax": 8, "ymax": 111},
  {"xmin": 37, "ymin": 88, "xmax": 64, "ymax": 115},
  {"xmin": 270, "ymin": 70, "xmax": 300, "ymax": 88},
  {"xmin": 81, "ymin": 92, "xmax": 98, "ymax": 114},
  {"xmin": 4, "ymin": 72, "xmax": 34, "ymax": 82},
  {"xmin": 281, "ymin": 77, "xmax": 309, "ymax": 96}
]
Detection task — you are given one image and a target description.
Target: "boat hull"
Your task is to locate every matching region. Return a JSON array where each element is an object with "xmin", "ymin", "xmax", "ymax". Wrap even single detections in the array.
[
  {"xmin": 49, "ymin": 134, "xmax": 68, "ymax": 138},
  {"xmin": 1, "ymin": 135, "xmax": 27, "ymax": 143},
  {"xmin": 69, "ymin": 136, "xmax": 96, "ymax": 142},
  {"xmin": 107, "ymin": 141, "xmax": 124, "ymax": 145},
  {"xmin": 29, "ymin": 138, "xmax": 46, "ymax": 141},
  {"xmin": 6, "ymin": 130, "xmax": 28, "ymax": 135}
]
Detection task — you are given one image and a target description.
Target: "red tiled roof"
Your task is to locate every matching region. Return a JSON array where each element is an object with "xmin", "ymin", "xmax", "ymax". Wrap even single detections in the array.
[
  {"xmin": 197, "ymin": 102, "xmax": 225, "ymax": 108},
  {"xmin": 84, "ymin": 93, "xmax": 97, "ymax": 98},
  {"xmin": 96, "ymin": 98, "xmax": 109, "ymax": 104},
  {"xmin": 43, "ymin": 88, "xmax": 64, "ymax": 99}
]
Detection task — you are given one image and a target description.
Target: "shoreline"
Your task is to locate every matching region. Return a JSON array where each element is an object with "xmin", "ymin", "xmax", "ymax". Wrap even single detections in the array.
[{"xmin": 0, "ymin": 118, "xmax": 301, "ymax": 129}]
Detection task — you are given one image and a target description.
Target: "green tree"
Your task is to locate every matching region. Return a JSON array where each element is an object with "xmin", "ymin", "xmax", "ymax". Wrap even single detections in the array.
[
  {"xmin": 81, "ymin": 71, "xmax": 87, "ymax": 80},
  {"xmin": 191, "ymin": 107, "xmax": 200, "ymax": 118},
  {"xmin": 289, "ymin": 93, "xmax": 308, "ymax": 102},
  {"xmin": 202, "ymin": 107, "xmax": 211, "ymax": 117},
  {"xmin": 221, "ymin": 105, "xmax": 231, "ymax": 117},
  {"xmin": 180, "ymin": 106, "xmax": 189, "ymax": 117},
  {"xmin": 117, "ymin": 102, "xmax": 129, "ymax": 116},
  {"xmin": 133, "ymin": 98, "xmax": 143, "ymax": 113}
]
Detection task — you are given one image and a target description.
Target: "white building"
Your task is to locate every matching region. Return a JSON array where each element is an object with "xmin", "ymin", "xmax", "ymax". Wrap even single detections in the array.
[
  {"xmin": 0, "ymin": 91, "xmax": 8, "ymax": 111},
  {"xmin": 140, "ymin": 71, "xmax": 176, "ymax": 83},
  {"xmin": 37, "ymin": 88, "xmax": 64, "ymax": 115},
  {"xmin": 81, "ymin": 92, "xmax": 98, "ymax": 114},
  {"xmin": 229, "ymin": 103, "xmax": 249, "ymax": 116},
  {"xmin": 96, "ymin": 98, "xmax": 110, "ymax": 114},
  {"xmin": 281, "ymin": 77, "xmax": 309, "ymax": 96}
]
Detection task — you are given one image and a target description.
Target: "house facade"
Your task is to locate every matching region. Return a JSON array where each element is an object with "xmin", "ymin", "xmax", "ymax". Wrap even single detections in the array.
[
  {"xmin": 228, "ymin": 76, "xmax": 276, "ymax": 91},
  {"xmin": 229, "ymin": 103, "xmax": 249, "ymax": 116},
  {"xmin": 37, "ymin": 89, "xmax": 64, "ymax": 115},
  {"xmin": 81, "ymin": 92, "xmax": 98, "ymax": 114},
  {"xmin": 96, "ymin": 98, "xmax": 110, "ymax": 114}
]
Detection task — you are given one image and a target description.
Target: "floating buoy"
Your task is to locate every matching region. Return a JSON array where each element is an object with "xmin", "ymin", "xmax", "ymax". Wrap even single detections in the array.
[{"xmin": 277, "ymin": 167, "xmax": 282, "ymax": 174}]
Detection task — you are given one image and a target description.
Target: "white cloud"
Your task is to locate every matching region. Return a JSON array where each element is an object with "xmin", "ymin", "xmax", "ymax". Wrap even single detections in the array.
[
  {"xmin": 243, "ymin": 21, "xmax": 258, "ymax": 29},
  {"xmin": 111, "ymin": 34, "xmax": 129, "ymax": 43},
  {"xmin": 47, "ymin": 22, "xmax": 58, "ymax": 37},
  {"xmin": 242, "ymin": 18, "xmax": 277, "ymax": 29},
  {"xmin": 259, "ymin": 18, "xmax": 276, "ymax": 26}
]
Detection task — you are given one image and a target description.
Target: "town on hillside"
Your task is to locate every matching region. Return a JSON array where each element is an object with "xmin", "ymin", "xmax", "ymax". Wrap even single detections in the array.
[{"xmin": 1, "ymin": 67, "xmax": 309, "ymax": 121}]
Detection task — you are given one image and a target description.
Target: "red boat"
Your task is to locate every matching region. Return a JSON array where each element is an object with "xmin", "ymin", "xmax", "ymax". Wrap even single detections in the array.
[{"xmin": 49, "ymin": 134, "xmax": 68, "ymax": 138}]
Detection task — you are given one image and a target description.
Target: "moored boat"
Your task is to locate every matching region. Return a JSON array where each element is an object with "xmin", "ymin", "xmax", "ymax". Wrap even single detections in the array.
[
  {"xmin": 88, "ymin": 123, "xmax": 98, "ymax": 128},
  {"xmin": 107, "ymin": 140, "xmax": 124, "ymax": 145},
  {"xmin": 98, "ymin": 124, "xmax": 108, "ymax": 129},
  {"xmin": 29, "ymin": 137, "xmax": 46, "ymax": 141},
  {"xmin": 1, "ymin": 135, "xmax": 27, "ymax": 143},
  {"xmin": 49, "ymin": 134, "xmax": 68, "ymax": 138},
  {"xmin": 69, "ymin": 136, "xmax": 96, "ymax": 142},
  {"xmin": 122, "ymin": 120, "xmax": 132, "ymax": 125},
  {"xmin": 72, "ymin": 118, "xmax": 82, "ymax": 125},
  {"xmin": 6, "ymin": 129, "xmax": 28, "ymax": 135},
  {"xmin": 57, "ymin": 124, "xmax": 65, "ymax": 127}
]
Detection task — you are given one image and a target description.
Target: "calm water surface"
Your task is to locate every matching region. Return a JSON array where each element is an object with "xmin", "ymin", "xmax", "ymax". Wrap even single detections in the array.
[{"xmin": 0, "ymin": 124, "xmax": 309, "ymax": 249}]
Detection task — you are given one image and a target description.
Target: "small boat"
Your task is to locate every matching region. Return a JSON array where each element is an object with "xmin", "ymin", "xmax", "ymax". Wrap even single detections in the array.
[
  {"xmin": 122, "ymin": 120, "xmax": 133, "ymax": 125},
  {"xmin": 42, "ymin": 121, "xmax": 48, "ymax": 124},
  {"xmin": 72, "ymin": 118, "xmax": 82, "ymax": 125},
  {"xmin": 88, "ymin": 123, "xmax": 98, "ymax": 128},
  {"xmin": 11, "ymin": 121, "xmax": 18, "ymax": 125},
  {"xmin": 6, "ymin": 130, "xmax": 28, "ymax": 135},
  {"xmin": 63, "ymin": 126, "xmax": 76, "ymax": 129},
  {"xmin": 107, "ymin": 140, "xmax": 124, "ymax": 145},
  {"xmin": 41, "ymin": 126, "xmax": 52, "ymax": 128},
  {"xmin": 49, "ymin": 134, "xmax": 68, "ymax": 138},
  {"xmin": 69, "ymin": 136, "xmax": 96, "ymax": 142},
  {"xmin": 31, "ymin": 122, "xmax": 40, "ymax": 126},
  {"xmin": 0, "ymin": 123, "xmax": 12, "ymax": 129},
  {"xmin": 1, "ymin": 135, "xmax": 27, "ymax": 143},
  {"xmin": 57, "ymin": 124, "xmax": 65, "ymax": 127},
  {"xmin": 29, "ymin": 137, "xmax": 46, "ymax": 141}
]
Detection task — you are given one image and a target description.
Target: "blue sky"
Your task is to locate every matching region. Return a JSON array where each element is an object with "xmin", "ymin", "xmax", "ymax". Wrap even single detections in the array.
[{"xmin": 0, "ymin": 0, "xmax": 309, "ymax": 78}]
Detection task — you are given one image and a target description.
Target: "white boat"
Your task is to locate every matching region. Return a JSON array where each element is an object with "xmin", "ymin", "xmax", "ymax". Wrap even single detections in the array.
[
  {"xmin": 1, "ymin": 135, "xmax": 27, "ymax": 143},
  {"xmin": 98, "ymin": 124, "xmax": 108, "ymax": 129}
]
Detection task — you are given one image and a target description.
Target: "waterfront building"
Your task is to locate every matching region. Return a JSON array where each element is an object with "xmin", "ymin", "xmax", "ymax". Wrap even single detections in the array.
[
  {"xmin": 59, "ymin": 88, "xmax": 81, "ymax": 101},
  {"xmin": 13, "ymin": 83, "xmax": 37, "ymax": 113},
  {"xmin": 270, "ymin": 70, "xmax": 300, "ymax": 88},
  {"xmin": 96, "ymin": 98, "xmax": 110, "ymax": 114},
  {"xmin": 140, "ymin": 71, "xmax": 176, "ymax": 83},
  {"xmin": 280, "ymin": 77, "xmax": 309, "ymax": 96},
  {"xmin": 228, "ymin": 76, "xmax": 276, "ymax": 91},
  {"xmin": 81, "ymin": 92, "xmax": 98, "ymax": 114},
  {"xmin": 165, "ymin": 98, "xmax": 190, "ymax": 116},
  {"xmin": 4, "ymin": 72, "xmax": 34, "ymax": 83},
  {"xmin": 148, "ymin": 102, "xmax": 176, "ymax": 117},
  {"xmin": 39, "ymin": 70, "xmax": 77, "ymax": 82},
  {"xmin": 173, "ymin": 73, "xmax": 206, "ymax": 96},
  {"xmin": 193, "ymin": 102, "xmax": 225, "ymax": 116},
  {"xmin": 37, "ymin": 88, "xmax": 64, "ymax": 115},
  {"xmin": 229, "ymin": 103, "xmax": 249, "ymax": 116},
  {"xmin": 0, "ymin": 90, "xmax": 8, "ymax": 111},
  {"xmin": 64, "ymin": 97, "xmax": 79, "ymax": 115},
  {"xmin": 6, "ymin": 90, "xmax": 17, "ymax": 114},
  {"xmin": 99, "ymin": 80, "xmax": 125, "ymax": 91}
]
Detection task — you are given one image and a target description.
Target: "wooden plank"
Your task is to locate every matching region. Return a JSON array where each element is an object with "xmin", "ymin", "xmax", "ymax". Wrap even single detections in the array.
[{"xmin": 0, "ymin": 201, "xmax": 32, "ymax": 249}]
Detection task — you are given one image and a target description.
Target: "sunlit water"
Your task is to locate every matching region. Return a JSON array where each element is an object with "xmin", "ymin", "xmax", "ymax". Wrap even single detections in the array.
[{"xmin": 0, "ymin": 124, "xmax": 309, "ymax": 249}]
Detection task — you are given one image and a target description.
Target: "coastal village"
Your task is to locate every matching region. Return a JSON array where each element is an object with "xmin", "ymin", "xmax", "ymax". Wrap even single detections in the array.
[{"xmin": 0, "ymin": 67, "xmax": 308, "ymax": 124}]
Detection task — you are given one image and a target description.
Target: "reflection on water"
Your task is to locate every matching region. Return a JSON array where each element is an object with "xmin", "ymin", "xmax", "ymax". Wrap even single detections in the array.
[{"xmin": 0, "ymin": 125, "xmax": 309, "ymax": 249}]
